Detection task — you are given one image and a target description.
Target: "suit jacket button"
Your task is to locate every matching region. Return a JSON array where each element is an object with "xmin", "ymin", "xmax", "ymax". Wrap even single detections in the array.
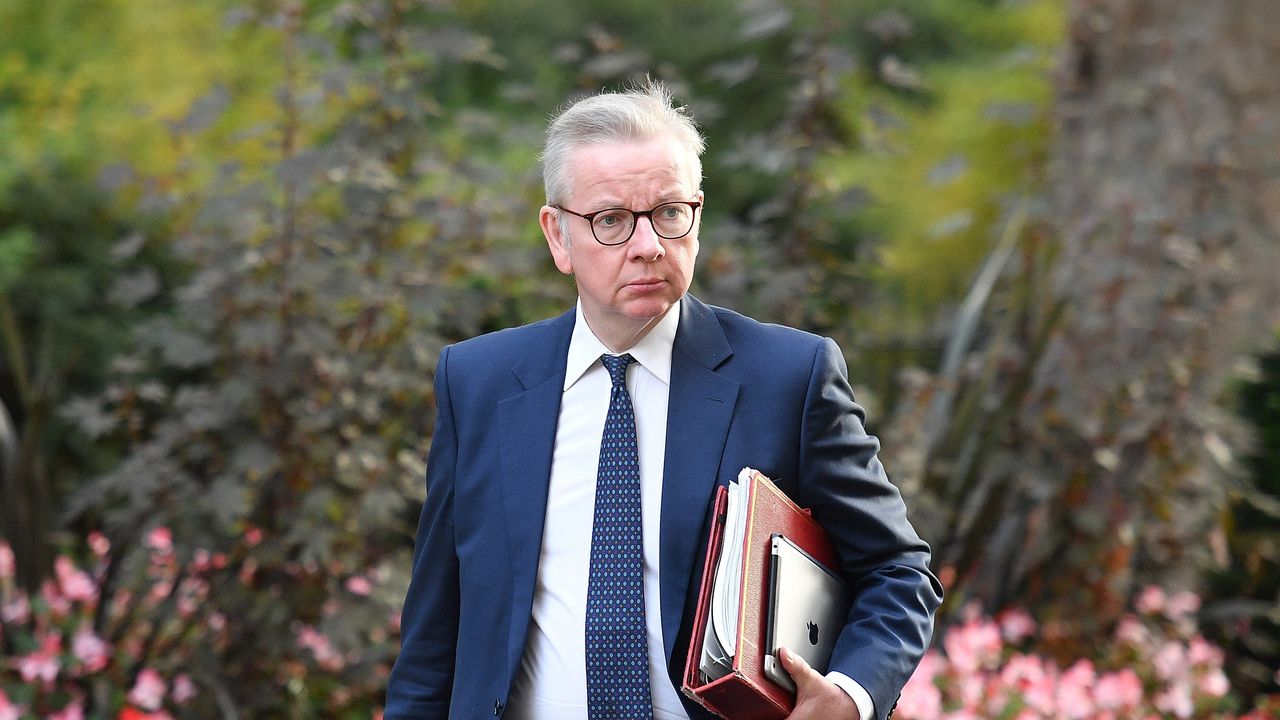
[{"xmin": 493, "ymin": 699, "xmax": 504, "ymax": 716}]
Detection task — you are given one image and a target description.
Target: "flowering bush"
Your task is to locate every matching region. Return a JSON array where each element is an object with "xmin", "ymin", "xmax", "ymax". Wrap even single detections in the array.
[
  {"xmin": 0, "ymin": 531, "xmax": 398, "ymax": 719},
  {"xmin": 898, "ymin": 588, "xmax": 1280, "ymax": 719}
]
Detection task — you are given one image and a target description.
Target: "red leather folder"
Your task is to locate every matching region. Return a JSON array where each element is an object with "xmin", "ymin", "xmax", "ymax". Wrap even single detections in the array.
[{"xmin": 680, "ymin": 469, "xmax": 841, "ymax": 720}]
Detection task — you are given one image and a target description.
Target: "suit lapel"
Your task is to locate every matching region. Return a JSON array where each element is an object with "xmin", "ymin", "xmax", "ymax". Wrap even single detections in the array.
[
  {"xmin": 499, "ymin": 309, "xmax": 573, "ymax": 668},
  {"xmin": 659, "ymin": 295, "xmax": 740, "ymax": 665}
]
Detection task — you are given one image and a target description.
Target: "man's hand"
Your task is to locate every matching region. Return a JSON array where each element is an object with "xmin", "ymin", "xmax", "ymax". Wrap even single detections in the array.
[{"xmin": 779, "ymin": 647, "xmax": 861, "ymax": 720}]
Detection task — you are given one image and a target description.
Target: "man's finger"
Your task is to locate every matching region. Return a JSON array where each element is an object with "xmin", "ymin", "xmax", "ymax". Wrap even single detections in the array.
[{"xmin": 779, "ymin": 647, "xmax": 822, "ymax": 692}]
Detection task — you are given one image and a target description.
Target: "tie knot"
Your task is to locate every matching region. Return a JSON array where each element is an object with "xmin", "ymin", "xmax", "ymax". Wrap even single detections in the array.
[{"xmin": 600, "ymin": 354, "xmax": 635, "ymax": 388}]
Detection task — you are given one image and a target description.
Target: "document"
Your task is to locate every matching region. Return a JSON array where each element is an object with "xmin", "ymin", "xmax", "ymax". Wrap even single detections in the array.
[{"xmin": 681, "ymin": 468, "xmax": 846, "ymax": 720}]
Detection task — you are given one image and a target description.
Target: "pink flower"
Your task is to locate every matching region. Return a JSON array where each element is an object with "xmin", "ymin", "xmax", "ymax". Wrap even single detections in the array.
[
  {"xmin": 238, "ymin": 557, "xmax": 259, "ymax": 584},
  {"xmin": 147, "ymin": 577, "xmax": 175, "ymax": 603},
  {"xmin": 146, "ymin": 527, "xmax": 173, "ymax": 554},
  {"xmin": 943, "ymin": 615, "xmax": 1002, "ymax": 673},
  {"xmin": 49, "ymin": 698, "xmax": 85, "ymax": 720},
  {"xmin": 72, "ymin": 625, "xmax": 112, "ymax": 673},
  {"xmin": 898, "ymin": 655, "xmax": 943, "ymax": 719},
  {"xmin": 119, "ymin": 709, "xmax": 174, "ymax": 720},
  {"xmin": 189, "ymin": 549, "xmax": 212, "ymax": 573},
  {"xmin": 345, "ymin": 575, "xmax": 374, "ymax": 596},
  {"xmin": 16, "ymin": 631, "xmax": 62, "ymax": 685},
  {"xmin": 56, "ymin": 555, "xmax": 99, "ymax": 603},
  {"xmin": 109, "ymin": 588, "xmax": 134, "ymax": 621},
  {"xmin": 1199, "ymin": 668, "xmax": 1229, "ymax": 697},
  {"xmin": 1187, "ymin": 635, "xmax": 1223, "ymax": 666},
  {"xmin": 187, "ymin": 550, "xmax": 226, "ymax": 573},
  {"xmin": 243, "ymin": 526, "xmax": 263, "ymax": 547},
  {"xmin": 1135, "ymin": 585, "xmax": 1165, "ymax": 615},
  {"xmin": 997, "ymin": 608, "xmax": 1036, "ymax": 644},
  {"xmin": 296, "ymin": 624, "xmax": 345, "ymax": 671},
  {"xmin": 1155, "ymin": 682, "xmax": 1194, "ymax": 719},
  {"xmin": 1056, "ymin": 659, "xmax": 1096, "ymax": 719},
  {"xmin": 171, "ymin": 674, "xmax": 198, "ymax": 703},
  {"xmin": 1, "ymin": 594, "xmax": 29, "ymax": 624},
  {"xmin": 207, "ymin": 612, "xmax": 227, "ymax": 633},
  {"xmin": 128, "ymin": 668, "xmax": 168, "ymax": 711},
  {"xmin": 0, "ymin": 541, "xmax": 13, "ymax": 580},
  {"xmin": 954, "ymin": 673, "xmax": 983, "ymax": 709},
  {"xmin": 1152, "ymin": 640, "xmax": 1189, "ymax": 681},
  {"xmin": 0, "ymin": 688, "xmax": 25, "ymax": 720},
  {"xmin": 1095, "ymin": 669, "xmax": 1143, "ymax": 709},
  {"xmin": 1114, "ymin": 614, "xmax": 1150, "ymax": 648},
  {"xmin": 1164, "ymin": 590, "xmax": 1201, "ymax": 621},
  {"xmin": 42, "ymin": 579, "xmax": 72, "ymax": 617},
  {"xmin": 1000, "ymin": 654, "xmax": 1056, "ymax": 715},
  {"xmin": 88, "ymin": 531, "xmax": 111, "ymax": 557}
]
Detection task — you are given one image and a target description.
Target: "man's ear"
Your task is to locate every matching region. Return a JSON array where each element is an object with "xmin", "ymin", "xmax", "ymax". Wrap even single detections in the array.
[{"xmin": 541, "ymin": 205, "xmax": 573, "ymax": 276}]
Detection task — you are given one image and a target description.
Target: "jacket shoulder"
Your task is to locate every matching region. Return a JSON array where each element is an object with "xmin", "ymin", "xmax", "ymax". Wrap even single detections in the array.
[
  {"xmin": 445, "ymin": 312, "xmax": 569, "ymax": 362},
  {"xmin": 429, "ymin": 312, "xmax": 573, "ymax": 401}
]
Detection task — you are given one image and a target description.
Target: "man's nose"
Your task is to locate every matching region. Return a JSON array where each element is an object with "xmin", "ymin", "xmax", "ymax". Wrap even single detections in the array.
[{"xmin": 628, "ymin": 215, "xmax": 665, "ymax": 260}]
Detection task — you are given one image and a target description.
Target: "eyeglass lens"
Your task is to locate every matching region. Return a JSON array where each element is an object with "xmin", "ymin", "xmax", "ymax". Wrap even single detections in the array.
[{"xmin": 593, "ymin": 203, "xmax": 696, "ymax": 245}]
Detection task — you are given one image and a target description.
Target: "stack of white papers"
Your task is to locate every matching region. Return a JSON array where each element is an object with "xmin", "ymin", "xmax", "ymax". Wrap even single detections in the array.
[{"xmin": 698, "ymin": 468, "xmax": 754, "ymax": 682}]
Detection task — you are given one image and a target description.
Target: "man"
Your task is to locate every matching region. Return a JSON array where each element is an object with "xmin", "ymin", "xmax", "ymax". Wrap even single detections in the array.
[{"xmin": 386, "ymin": 80, "xmax": 941, "ymax": 720}]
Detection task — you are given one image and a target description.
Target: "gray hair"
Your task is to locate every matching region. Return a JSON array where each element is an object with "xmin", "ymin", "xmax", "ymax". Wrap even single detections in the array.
[{"xmin": 541, "ymin": 79, "xmax": 705, "ymax": 206}]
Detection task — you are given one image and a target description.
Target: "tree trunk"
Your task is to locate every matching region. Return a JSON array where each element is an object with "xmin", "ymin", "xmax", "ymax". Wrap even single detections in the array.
[
  {"xmin": 0, "ymin": 394, "xmax": 52, "ymax": 593},
  {"xmin": 894, "ymin": 0, "xmax": 1280, "ymax": 647}
]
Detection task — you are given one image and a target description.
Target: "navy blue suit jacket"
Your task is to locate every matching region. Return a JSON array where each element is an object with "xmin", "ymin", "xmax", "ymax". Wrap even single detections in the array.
[{"xmin": 386, "ymin": 295, "xmax": 942, "ymax": 720}]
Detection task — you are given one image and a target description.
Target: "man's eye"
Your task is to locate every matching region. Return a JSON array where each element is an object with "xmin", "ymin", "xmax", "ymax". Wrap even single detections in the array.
[{"xmin": 597, "ymin": 213, "xmax": 623, "ymax": 227}]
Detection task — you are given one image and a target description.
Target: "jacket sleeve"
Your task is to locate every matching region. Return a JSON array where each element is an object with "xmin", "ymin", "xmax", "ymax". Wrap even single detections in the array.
[
  {"xmin": 385, "ymin": 345, "xmax": 461, "ymax": 720},
  {"xmin": 797, "ymin": 337, "xmax": 943, "ymax": 720}
]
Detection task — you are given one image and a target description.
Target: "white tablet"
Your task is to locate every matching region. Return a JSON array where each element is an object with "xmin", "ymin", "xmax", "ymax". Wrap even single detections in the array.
[{"xmin": 763, "ymin": 533, "xmax": 853, "ymax": 692}]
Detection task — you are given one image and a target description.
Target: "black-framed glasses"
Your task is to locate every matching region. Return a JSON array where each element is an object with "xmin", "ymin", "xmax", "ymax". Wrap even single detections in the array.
[{"xmin": 553, "ymin": 201, "xmax": 702, "ymax": 246}]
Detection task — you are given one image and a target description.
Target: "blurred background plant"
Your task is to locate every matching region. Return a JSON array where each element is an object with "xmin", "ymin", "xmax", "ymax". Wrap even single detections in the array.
[
  {"xmin": 1, "ymin": 0, "xmax": 1277, "ymax": 716},
  {"xmin": 895, "ymin": 589, "xmax": 1280, "ymax": 720}
]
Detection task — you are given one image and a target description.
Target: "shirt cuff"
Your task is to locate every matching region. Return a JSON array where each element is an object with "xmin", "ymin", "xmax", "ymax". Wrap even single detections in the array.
[{"xmin": 826, "ymin": 671, "xmax": 875, "ymax": 720}]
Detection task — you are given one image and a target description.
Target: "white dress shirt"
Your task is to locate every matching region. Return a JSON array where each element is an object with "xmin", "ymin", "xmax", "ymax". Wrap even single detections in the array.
[
  {"xmin": 506, "ymin": 299, "xmax": 687, "ymax": 720},
  {"xmin": 505, "ymin": 298, "xmax": 874, "ymax": 720}
]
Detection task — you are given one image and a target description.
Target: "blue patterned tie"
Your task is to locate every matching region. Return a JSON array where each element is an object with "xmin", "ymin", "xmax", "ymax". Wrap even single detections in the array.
[{"xmin": 585, "ymin": 354, "xmax": 654, "ymax": 720}]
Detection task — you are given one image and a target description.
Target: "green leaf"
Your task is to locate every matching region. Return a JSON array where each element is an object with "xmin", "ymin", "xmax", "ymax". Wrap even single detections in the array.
[{"xmin": 0, "ymin": 226, "xmax": 36, "ymax": 292}]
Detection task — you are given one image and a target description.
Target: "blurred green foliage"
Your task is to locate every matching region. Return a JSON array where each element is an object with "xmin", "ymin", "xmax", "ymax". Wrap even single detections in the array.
[
  {"xmin": 828, "ymin": 0, "xmax": 1059, "ymax": 330},
  {"xmin": 1207, "ymin": 342, "xmax": 1280, "ymax": 698},
  {"xmin": 17, "ymin": 0, "xmax": 1278, "ymax": 715},
  {"xmin": 0, "ymin": 163, "xmax": 174, "ymax": 591},
  {"xmin": 0, "ymin": 0, "xmax": 280, "ymax": 186},
  {"xmin": 0, "ymin": 0, "xmax": 1062, "ymax": 713}
]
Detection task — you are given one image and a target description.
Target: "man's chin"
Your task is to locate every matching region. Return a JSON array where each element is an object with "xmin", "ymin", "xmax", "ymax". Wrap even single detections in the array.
[{"xmin": 622, "ymin": 299, "xmax": 678, "ymax": 325}]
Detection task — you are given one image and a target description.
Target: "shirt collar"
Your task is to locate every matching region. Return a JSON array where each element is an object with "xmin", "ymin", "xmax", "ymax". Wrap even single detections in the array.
[{"xmin": 563, "ymin": 298, "xmax": 680, "ymax": 391}]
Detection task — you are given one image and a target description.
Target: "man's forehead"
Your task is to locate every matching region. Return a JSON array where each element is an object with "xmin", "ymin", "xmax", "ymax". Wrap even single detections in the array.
[{"xmin": 567, "ymin": 137, "xmax": 698, "ymax": 194}]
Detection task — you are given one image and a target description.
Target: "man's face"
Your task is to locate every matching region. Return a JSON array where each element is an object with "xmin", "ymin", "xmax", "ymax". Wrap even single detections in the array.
[{"xmin": 541, "ymin": 135, "xmax": 702, "ymax": 350}]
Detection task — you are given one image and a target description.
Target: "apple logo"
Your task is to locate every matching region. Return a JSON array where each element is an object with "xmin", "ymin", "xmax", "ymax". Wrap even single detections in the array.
[{"xmin": 806, "ymin": 621, "xmax": 819, "ymax": 645}]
